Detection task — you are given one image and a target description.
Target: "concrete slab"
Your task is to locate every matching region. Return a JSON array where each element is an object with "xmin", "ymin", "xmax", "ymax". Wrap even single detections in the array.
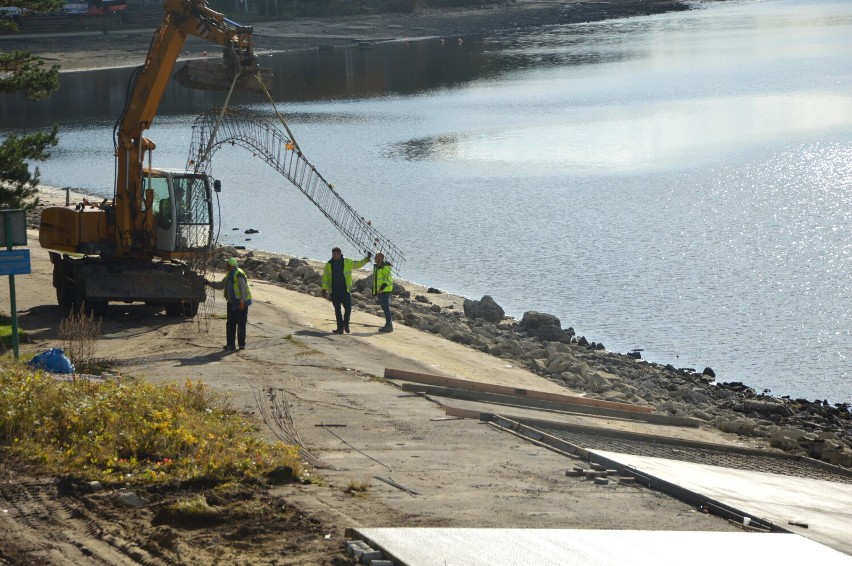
[
  {"xmin": 351, "ymin": 527, "xmax": 852, "ymax": 566},
  {"xmin": 592, "ymin": 449, "xmax": 852, "ymax": 555}
]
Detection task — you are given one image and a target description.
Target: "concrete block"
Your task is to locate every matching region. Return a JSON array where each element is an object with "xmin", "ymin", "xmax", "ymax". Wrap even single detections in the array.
[
  {"xmin": 359, "ymin": 550, "xmax": 383, "ymax": 563},
  {"xmin": 346, "ymin": 541, "xmax": 371, "ymax": 557}
]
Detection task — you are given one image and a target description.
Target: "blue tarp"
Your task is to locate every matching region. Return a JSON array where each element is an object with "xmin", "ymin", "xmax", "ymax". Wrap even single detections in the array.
[{"xmin": 27, "ymin": 348, "xmax": 75, "ymax": 374}]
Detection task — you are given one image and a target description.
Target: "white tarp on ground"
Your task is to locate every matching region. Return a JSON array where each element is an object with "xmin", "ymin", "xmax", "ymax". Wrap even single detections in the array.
[
  {"xmin": 592, "ymin": 449, "xmax": 852, "ymax": 556},
  {"xmin": 352, "ymin": 527, "xmax": 852, "ymax": 566}
]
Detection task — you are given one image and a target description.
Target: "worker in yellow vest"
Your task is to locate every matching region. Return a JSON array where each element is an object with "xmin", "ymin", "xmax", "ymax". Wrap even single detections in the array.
[
  {"xmin": 321, "ymin": 247, "xmax": 371, "ymax": 334},
  {"xmin": 206, "ymin": 257, "xmax": 253, "ymax": 350},
  {"xmin": 372, "ymin": 252, "xmax": 394, "ymax": 333}
]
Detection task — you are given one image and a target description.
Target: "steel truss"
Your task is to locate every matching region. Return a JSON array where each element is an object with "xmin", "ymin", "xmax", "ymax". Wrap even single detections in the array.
[{"xmin": 187, "ymin": 107, "xmax": 405, "ymax": 269}]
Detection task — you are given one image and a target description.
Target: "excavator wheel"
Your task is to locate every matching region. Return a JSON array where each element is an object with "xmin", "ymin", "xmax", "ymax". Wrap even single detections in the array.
[
  {"xmin": 57, "ymin": 281, "xmax": 76, "ymax": 307},
  {"xmin": 53, "ymin": 262, "xmax": 75, "ymax": 307},
  {"xmin": 74, "ymin": 281, "xmax": 107, "ymax": 318}
]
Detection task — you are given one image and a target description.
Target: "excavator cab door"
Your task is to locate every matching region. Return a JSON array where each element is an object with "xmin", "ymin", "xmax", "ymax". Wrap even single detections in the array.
[{"xmin": 147, "ymin": 172, "xmax": 214, "ymax": 256}]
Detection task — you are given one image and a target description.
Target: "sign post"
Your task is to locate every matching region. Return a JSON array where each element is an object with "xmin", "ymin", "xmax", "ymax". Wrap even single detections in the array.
[{"xmin": 0, "ymin": 209, "xmax": 30, "ymax": 360}]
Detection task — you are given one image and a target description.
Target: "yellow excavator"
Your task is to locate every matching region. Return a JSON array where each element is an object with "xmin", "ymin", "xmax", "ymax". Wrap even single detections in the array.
[{"xmin": 39, "ymin": 0, "xmax": 260, "ymax": 317}]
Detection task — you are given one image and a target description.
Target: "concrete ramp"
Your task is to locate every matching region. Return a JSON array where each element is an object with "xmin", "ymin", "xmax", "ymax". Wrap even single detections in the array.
[
  {"xmin": 348, "ymin": 528, "xmax": 852, "ymax": 565},
  {"xmin": 592, "ymin": 449, "xmax": 852, "ymax": 555}
]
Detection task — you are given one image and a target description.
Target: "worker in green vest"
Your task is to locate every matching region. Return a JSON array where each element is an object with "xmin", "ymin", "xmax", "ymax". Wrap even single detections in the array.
[
  {"xmin": 372, "ymin": 252, "xmax": 394, "ymax": 333},
  {"xmin": 321, "ymin": 247, "xmax": 371, "ymax": 334},
  {"xmin": 206, "ymin": 257, "xmax": 253, "ymax": 350}
]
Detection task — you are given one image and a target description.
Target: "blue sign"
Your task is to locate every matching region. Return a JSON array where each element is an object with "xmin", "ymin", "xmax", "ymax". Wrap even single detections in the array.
[{"xmin": 0, "ymin": 249, "xmax": 31, "ymax": 275}]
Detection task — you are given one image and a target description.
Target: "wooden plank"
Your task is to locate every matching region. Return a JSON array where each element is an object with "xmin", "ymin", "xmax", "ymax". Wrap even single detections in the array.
[
  {"xmin": 444, "ymin": 406, "xmax": 482, "ymax": 419},
  {"xmin": 402, "ymin": 383, "xmax": 699, "ymax": 427},
  {"xmin": 384, "ymin": 367, "xmax": 654, "ymax": 414}
]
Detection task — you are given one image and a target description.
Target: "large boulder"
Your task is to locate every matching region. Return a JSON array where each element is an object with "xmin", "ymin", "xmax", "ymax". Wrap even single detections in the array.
[
  {"xmin": 353, "ymin": 275, "xmax": 407, "ymax": 296},
  {"xmin": 463, "ymin": 295, "xmax": 505, "ymax": 322},
  {"xmin": 535, "ymin": 324, "xmax": 566, "ymax": 342},
  {"xmin": 353, "ymin": 275, "xmax": 372, "ymax": 293},
  {"xmin": 294, "ymin": 264, "xmax": 321, "ymax": 284},
  {"xmin": 517, "ymin": 311, "xmax": 561, "ymax": 331}
]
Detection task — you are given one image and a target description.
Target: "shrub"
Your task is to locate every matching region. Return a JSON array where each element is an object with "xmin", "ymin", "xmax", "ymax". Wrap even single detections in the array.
[
  {"xmin": 0, "ymin": 366, "xmax": 302, "ymax": 485},
  {"xmin": 57, "ymin": 306, "xmax": 101, "ymax": 373}
]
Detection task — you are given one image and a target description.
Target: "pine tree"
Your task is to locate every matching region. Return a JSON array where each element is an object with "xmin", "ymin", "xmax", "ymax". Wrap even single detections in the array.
[{"xmin": 0, "ymin": 2, "xmax": 63, "ymax": 210}]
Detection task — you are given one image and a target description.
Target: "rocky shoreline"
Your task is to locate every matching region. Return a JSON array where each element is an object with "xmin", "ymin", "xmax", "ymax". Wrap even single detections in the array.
[
  {"xmin": 217, "ymin": 245, "xmax": 852, "ymax": 469},
  {"xmin": 27, "ymin": 182, "xmax": 852, "ymax": 466}
]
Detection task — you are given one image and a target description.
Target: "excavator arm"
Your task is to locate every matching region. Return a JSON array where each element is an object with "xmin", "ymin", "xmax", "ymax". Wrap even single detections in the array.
[
  {"xmin": 114, "ymin": 0, "xmax": 257, "ymax": 257},
  {"xmin": 37, "ymin": 0, "xmax": 261, "ymax": 317}
]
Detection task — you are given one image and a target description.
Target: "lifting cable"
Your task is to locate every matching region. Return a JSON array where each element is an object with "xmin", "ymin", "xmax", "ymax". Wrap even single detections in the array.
[
  {"xmin": 254, "ymin": 70, "xmax": 300, "ymax": 152},
  {"xmin": 199, "ymin": 66, "xmax": 243, "ymax": 164}
]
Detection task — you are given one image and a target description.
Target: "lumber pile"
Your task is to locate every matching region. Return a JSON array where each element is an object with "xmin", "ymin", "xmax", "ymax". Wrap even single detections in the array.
[{"xmin": 384, "ymin": 367, "xmax": 701, "ymax": 428}]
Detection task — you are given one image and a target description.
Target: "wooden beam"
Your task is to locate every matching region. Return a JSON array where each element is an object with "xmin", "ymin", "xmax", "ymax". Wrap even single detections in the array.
[
  {"xmin": 402, "ymin": 383, "xmax": 699, "ymax": 427},
  {"xmin": 384, "ymin": 367, "xmax": 654, "ymax": 414},
  {"xmin": 444, "ymin": 406, "xmax": 482, "ymax": 419}
]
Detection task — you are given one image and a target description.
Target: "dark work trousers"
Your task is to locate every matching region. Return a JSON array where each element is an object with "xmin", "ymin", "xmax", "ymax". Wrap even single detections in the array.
[
  {"xmin": 331, "ymin": 291, "xmax": 352, "ymax": 330},
  {"xmin": 377, "ymin": 292, "xmax": 392, "ymax": 328},
  {"xmin": 226, "ymin": 303, "xmax": 249, "ymax": 348}
]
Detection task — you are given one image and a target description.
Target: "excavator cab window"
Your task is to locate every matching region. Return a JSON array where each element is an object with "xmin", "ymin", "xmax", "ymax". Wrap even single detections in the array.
[
  {"xmin": 145, "ymin": 176, "xmax": 173, "ymax": 230},
  {"xmin": 150, "ymin": 173, "xmax": 213, "ymax": 254},
  {"xmin": 173, "ymin": 176, "xmax": 209, "ymax": 227}
]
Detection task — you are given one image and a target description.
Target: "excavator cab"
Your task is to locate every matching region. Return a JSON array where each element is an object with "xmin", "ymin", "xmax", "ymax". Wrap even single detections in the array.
[{"xmin": 146, "ymin": 169, "xmax": 214, "ymax": 258}]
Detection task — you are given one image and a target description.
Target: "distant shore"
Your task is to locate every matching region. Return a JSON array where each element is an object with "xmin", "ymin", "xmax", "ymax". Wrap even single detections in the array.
[{"xmin": 7, "ymin": 0, "xmax": 712, "ymax": 73}]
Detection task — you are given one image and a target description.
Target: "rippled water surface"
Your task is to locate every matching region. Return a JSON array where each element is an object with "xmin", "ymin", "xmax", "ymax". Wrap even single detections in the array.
[{"xmin": 4, "ymin": 0, "xmax": 851, "ymax": 402}]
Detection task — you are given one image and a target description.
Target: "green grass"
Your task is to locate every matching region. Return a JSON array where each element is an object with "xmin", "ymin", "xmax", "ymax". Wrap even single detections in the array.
[
  {"xmin": 0, "ymin": 365, "xmax": 302, "ymax": 486},
  {"xmin": 0, "ymin": 315, "xmax": 26, "ymax": 347},
  {"xmin": 284, "ymin": 333, "xmax": 310, "ymax": 348}
]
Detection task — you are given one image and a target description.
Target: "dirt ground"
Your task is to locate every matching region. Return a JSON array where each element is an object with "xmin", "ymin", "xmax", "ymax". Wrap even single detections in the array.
[
  {"xmin": 1, "ymin": 195, "xmax": 745, "ymax": 564},
  {"xmin": 0, "ymin": 3, "xmax": 752, "ymax": 564}
]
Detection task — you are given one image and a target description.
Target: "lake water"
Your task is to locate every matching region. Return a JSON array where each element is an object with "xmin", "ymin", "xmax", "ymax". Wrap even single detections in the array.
[{"xmin": 3, "ymin": 0, "xmax": 851, "ymax": 403}]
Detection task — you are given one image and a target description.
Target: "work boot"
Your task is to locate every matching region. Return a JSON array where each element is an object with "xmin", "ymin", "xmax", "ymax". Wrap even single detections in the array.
[
  {"xmin": 332, "ymin": 328, "xmax": 344, "ymax": 335},
  {"xmin": 344, "ymin": 323, "xmax": 350, "ymax": 334},
  {"xmin": 223, "ymin": 344, "xmax": 236, "ymax": 350},
  {"xmin": 378, "ymin": 325, "xmax": 393, "ymax": 333}
]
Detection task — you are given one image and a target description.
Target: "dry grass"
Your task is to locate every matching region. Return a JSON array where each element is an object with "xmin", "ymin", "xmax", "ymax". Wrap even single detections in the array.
[
  {"xmin": 58, "ymin": 307, "xmax": 102, "ymax": 374},
  {"xmin": 0, "ymin": 364, "xmax": 303, "ymax": 486},
  {"xmin": 343, "ymin": 476, "xmax": 371, "ymax": 494}
]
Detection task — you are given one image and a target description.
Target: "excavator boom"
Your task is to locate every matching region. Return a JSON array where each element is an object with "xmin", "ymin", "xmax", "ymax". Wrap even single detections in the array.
[
  {"xmin": 38, "ymin": 0, "xmax": 261, "ymax": 317},
  {"xmin": 115, "ymin": 0, "xmax": 258, "ymax": 257}
]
